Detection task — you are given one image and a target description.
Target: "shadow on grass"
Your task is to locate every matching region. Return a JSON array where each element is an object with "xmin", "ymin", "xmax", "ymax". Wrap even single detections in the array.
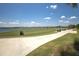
[
  {"xmin": 73, "ymin": 37, "xmax": 79, "ymax": 55},
  {"xmin": 60, "ymin": 38, "xmax": 79, "ymax": 56},
  {"xmin": 74, "ymin": 38, "xmax": 79, "ymax": 51}
]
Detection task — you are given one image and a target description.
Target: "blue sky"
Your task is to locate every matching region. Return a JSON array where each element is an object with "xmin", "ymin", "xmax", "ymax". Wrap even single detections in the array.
[{"xmin": 0, "ymin": 3, "xmax": 79, "ymax": 27}]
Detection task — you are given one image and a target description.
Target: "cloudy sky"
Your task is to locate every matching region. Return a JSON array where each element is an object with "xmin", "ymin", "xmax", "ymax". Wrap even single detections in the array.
[{"xmin": 0, "ymin": 3, "xmax": 79, "ymax": 27}]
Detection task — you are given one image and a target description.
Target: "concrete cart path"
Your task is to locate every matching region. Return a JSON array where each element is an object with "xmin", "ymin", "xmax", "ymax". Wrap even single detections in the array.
[{"xmin": 0, "ymin": 29, "xmax": 77, "ymax": 56}]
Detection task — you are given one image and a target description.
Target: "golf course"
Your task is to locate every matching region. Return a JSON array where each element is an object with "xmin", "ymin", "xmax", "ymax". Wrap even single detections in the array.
[
  {"xmin": 0, "ymin": 3, "xmax": 79, "ymax": 56},
  {"xmin": 27, "ymin": 29, "xmax": 79, "ymax": 56},
  {"xmin": 0, "ymin": 27, "xmax": 56, "ymax": 38},
  {"xmin": 0, "ymin": 27, "xmax": 78, "ymax": 56}
]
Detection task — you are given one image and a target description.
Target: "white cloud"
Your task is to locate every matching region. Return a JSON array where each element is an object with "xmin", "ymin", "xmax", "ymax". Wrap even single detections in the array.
[
  {"xmin": 27, "ymin": 21, "xmax": 41, "ymax": 27},
  {"xmin": 46, "ymin": 6, "xmax": 49, "ymax": 8},
  {"xmin": 19, "ymin": 21, "xmax": 41, "ymax": 27},
  {"xmin": 50, "ymin": 5, "xmax": 57, "ymax": 9},
  {"xmin": 60, "ymin": 16, "xmax": 66, "ymax": 19},
  {"xmin": 44, "ymin": 17, "xmax": 51, "ymax": 20},
  {"xmin": 59, "ymin": 20, "xmax": 69, "ymax": 23},
  {"xmin": 0, "ymin": 21, "xmax": 3, "ymax": 24},
  {"xmin": 59, "ymin": 20, "xmax": 63, "ymax": 22},
  {"xmin": 8, "ymin": 22, "xmax": 19, "ymax": 24},
  {"xmin": 31, "ymin": 21, "xmax": 35, "ymax": 24},
  {"xmin": 8, "ymin": 20, "xmax": 20, "ymax": 25},
  {"xmin": 64, "ymin": 21, "xmax": 70, "ymax": 23},
  {"xmin": 70, "ymin": 16, "xmax": 77, "ymax": 19},
  {"xmin": 0, "ymin": 21, "xmax": 6, "ymax": 24}
]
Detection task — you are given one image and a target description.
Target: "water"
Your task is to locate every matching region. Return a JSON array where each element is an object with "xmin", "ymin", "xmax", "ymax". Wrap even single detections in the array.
[{"xmin": 0, "ymin": 28, "xmax": 14, "ymax": 32}]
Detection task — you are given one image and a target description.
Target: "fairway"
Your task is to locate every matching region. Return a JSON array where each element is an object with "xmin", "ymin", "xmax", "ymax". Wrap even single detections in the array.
[
  {"xmin": 27, "ymin": 29, "xmax": 78, "ymax": 56},
  {"xmin": 0, "ymin": 27, "xmax": 56, "ymax": 38}
]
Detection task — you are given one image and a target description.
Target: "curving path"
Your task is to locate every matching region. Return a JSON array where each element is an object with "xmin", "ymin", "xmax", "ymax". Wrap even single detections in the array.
[{"xmin": 0, "ymin": 29, "xmax": 77, "ymax": 56}]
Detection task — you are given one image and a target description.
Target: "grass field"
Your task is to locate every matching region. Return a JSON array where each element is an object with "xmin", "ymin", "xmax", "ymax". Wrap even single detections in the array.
[
  {"xmin": 0, "ymin": 27, "xmax": 56, "ymax": 38},
  {"xmin": 27, "ymin": 29, "xmax": 79, "ymax": 56}
]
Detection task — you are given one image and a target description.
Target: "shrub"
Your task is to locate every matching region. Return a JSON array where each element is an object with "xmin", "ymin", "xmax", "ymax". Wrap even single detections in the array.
[{"xmin": 20, "ymin": 31, "xmax": 24, "ymax": 36}]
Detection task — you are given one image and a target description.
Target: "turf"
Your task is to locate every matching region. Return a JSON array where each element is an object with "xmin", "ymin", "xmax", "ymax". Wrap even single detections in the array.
[
  {"xmin": 27, "ymin": 29, "xmax": 79, "ymax": 56},
  {"xmin": 0, "ymin": 27, "xmax": 56, "ymax": 38}
]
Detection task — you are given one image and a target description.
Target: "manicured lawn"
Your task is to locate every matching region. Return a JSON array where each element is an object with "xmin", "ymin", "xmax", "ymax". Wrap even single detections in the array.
[
  {"xmin": 0, "ymin": 27, "xmax": 56, "ymax": 38},
  {"xmin": 27, "ymin": 29, "xmax": 79, "ymax": 56}
]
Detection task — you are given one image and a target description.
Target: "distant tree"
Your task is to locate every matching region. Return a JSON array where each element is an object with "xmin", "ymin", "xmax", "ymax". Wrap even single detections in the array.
[
  {"xmin": 68, "ymin": 25, "xmax": 76, "ymax": 29},
  {"xmin": 67, "ymin": 3, "xmax": 78, "ymax": 8},
  {"xmin": 20, "ymin": 31, "xmax": 24, "ymax": 36},
  {"xmin": 76, "ymin": 24, "xmax": 79, "ymax": 29}
]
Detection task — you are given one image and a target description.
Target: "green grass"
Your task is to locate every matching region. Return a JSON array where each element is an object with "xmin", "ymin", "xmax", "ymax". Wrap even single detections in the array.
[
  {"xmin": 0, "ymin": 27, "xmax": 56, "ymax": 38},
  {"xmin": 27, "ymin": 29, "xmax": 79, "ymax": 56}
]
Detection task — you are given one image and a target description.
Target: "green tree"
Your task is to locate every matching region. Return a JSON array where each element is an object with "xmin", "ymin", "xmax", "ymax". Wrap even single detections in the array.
[
  {"xmin": 20, "ymin": 31, "xmax": 24, "ymax": 36},
  {"xmin": 76, "ymin": 24, "xmax": 79, "ymax": 29},
  {"xmin": 68, "ymin": 25, "xmax": 76, "ymax": 29}
]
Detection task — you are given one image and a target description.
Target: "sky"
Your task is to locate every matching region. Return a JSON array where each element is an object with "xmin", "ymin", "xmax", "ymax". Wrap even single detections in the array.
[{"xmin": 0, "ymin": 3, "xmax": 79, "ymax": 27}]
